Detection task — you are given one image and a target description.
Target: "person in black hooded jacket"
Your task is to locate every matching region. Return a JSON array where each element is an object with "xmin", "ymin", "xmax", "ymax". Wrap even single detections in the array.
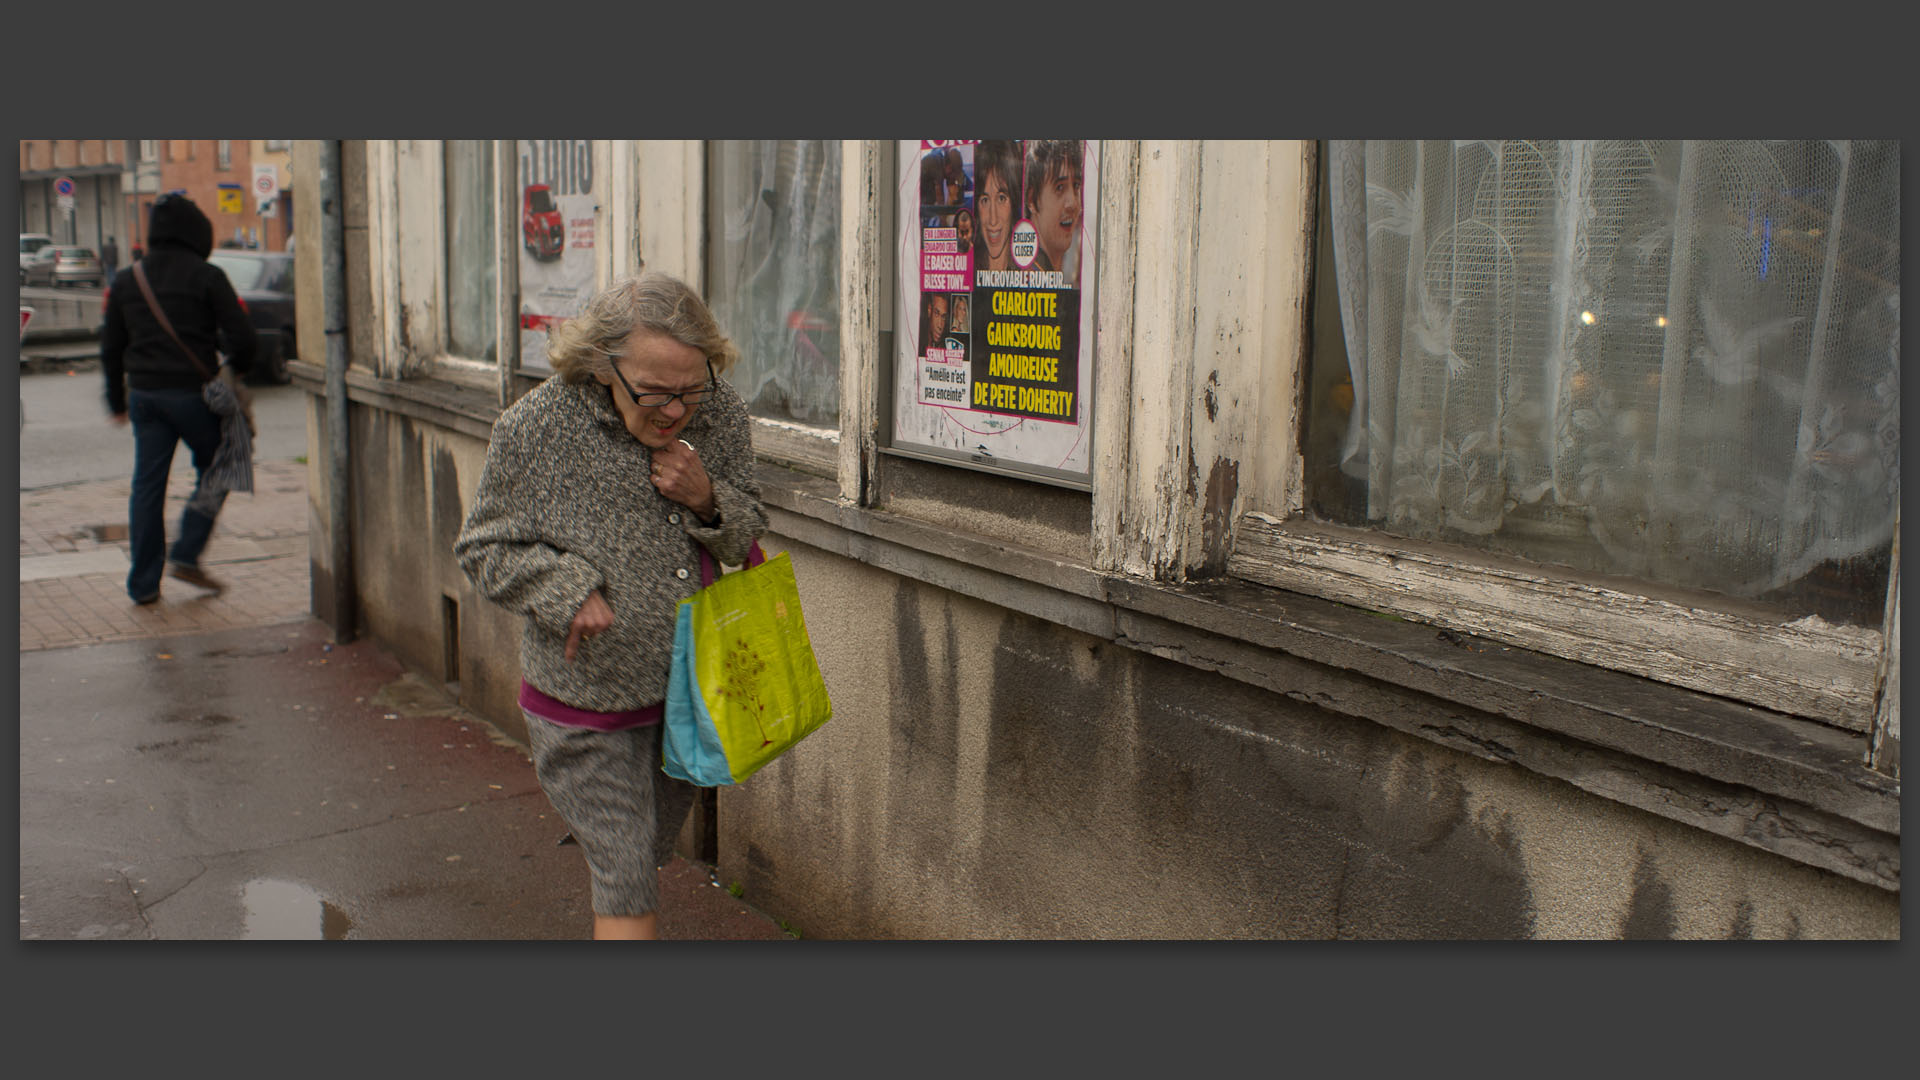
[{"xmin": 100, "ymin": 193, "xmax": 257, "ymax": 604}]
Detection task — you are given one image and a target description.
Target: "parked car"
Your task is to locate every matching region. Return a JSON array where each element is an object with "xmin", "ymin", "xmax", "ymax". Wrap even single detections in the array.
[
  {"xmin": 206, "ymin": 250, "xmax": 296, "ymax": 384},
  {"xmin": 19, "ymin": 232, "xmax": 54, "ymax": 260},
  {"xmin": 23, "ymin": 245, "xmax": 102, "ymax": 287},
  {"xmin": 523, "ymin": 184, "xmax": 564, "ymax": 260}
]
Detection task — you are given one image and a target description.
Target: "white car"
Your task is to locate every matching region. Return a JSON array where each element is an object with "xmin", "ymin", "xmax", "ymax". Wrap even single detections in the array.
[{"xmin": 19, "ymin": 232, "xmax": 53, "ymax": 257}]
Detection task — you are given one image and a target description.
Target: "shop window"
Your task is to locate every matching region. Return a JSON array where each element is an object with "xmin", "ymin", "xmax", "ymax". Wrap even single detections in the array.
[
  {"xmin": 1304, "ymin": 140, "xmax": 1898, "ymax": 626},
  {"xmin": 706, "ymin": 140, "xmax": 842, "ymax": 429},
  {"xmin": 1275, "ymin": 139, "xmax": 1901, "ymax": 725},
  {"xmin": 445, "ymin": 140, "xmax": 497, "ymax": 364}
]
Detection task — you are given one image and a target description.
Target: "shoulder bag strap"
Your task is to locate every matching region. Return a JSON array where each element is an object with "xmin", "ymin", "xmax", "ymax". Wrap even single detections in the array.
[{"xmin": 131, "ymin": 260, "xmax": 214, "ymax": 382}]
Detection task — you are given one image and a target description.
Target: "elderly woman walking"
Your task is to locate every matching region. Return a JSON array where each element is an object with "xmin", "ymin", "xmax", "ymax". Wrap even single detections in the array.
[{"xmin": 455, "ymin": 273, "xmax": 767, "ymax": 940}]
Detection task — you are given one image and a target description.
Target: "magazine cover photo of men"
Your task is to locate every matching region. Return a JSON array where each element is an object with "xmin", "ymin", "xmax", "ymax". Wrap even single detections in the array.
[
  {"xmin": 919, "ymin": 290, "xmax": 969, "ymax": 365},
  {"xmin": 920, "ymin": 144, "xmax": 970, "ymax": 212},
  {"xmin": 1023, "ymin": 139, "xmax": 1084, "ymax": 288},
  {"xmin": 918, "ymin": 143, "xmax": 975, "ymax": 365}
]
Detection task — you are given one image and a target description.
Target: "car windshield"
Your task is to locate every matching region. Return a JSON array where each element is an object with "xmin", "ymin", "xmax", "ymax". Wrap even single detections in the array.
[
  {"xmin": 56, "ymin": 248, "xmax": 95, "ymax": 259},
  {"xmin": 208, "ymin": 255, "xmax": 283, "ymax": 291},
  {"xmin": 21, "ymin": 237, "xmax": 51, "ymax": 254},
  {"xmin": 529, "ymin": 189, "xmax": 556, "ymax": 214}
]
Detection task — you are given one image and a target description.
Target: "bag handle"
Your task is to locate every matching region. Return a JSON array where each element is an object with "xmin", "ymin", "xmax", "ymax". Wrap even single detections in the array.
[
  {"xmin": 697, "ymin": 539, "xmax": 767, "ymax": 588},
  {"xmin": 131, "ymin": 260, "xmax": 214, "ymax": 382}
]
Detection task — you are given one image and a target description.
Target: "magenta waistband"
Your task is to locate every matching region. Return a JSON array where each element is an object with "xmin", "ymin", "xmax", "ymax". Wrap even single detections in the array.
[{"xmin": 519, "ymin": 680, "xmax": 662, "ymax": 731}]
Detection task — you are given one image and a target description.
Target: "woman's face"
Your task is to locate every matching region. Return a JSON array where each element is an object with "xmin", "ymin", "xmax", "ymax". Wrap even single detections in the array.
[
  {"xmin": 599, "ymin": 329, "xmax": 710, "ymax": 449},
  {"xmin": 978, "ymin": 169, "xmax": 1013, "ymax": 268},
  {"xmin": 1031, "ymin": 161, "xmax": 1081, "ymax": 269}
]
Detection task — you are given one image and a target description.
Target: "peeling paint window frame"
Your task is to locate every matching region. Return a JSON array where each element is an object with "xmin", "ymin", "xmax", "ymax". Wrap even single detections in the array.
[
  {"xmin": 365, "ymin": 140, "xmax": 517, "ymax": 391},
  {"xmin": 1230, "ymin": 139, "xmax": 1898, "ymax": 736}
]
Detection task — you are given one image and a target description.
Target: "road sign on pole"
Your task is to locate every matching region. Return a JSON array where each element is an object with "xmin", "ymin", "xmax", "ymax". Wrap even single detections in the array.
[
  {"xmin": 54, "ymin": 177, "xmax": 74, "ymax": 197},
  {"xmin": 252, "ymin": 165, "xmax": 279, "ymax": 204}
]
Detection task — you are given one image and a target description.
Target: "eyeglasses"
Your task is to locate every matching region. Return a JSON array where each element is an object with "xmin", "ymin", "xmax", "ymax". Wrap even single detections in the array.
[{"xmin": 612, "ymin": 357, "xmax": 717, "ymax": 408}]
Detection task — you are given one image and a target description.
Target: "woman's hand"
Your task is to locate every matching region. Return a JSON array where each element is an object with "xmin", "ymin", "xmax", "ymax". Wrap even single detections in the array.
[
  {"xmin": 650, "ymin": 438, "xmax": 717, "ymax": 521},
  {"xmin": 565, "ymin": 589, "xmax": 614, "ymax": 662}
]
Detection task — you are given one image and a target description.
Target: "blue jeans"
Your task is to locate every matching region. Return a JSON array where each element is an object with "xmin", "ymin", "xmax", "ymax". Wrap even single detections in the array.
[{"xmin": 126, "ymin": 387, "xmax": 227, "ymax": 601}]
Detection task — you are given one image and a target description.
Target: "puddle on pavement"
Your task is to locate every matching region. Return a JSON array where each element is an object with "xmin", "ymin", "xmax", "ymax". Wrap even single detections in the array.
[{"xmin": 241, "ymin": 879, "xmax": 354, "ymax": 940}]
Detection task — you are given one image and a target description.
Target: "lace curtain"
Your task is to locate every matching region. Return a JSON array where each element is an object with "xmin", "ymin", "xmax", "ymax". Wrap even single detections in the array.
[
  {"xmin": 707, "ymin": 140, "xmax": 842, "ymax": 428},
  {"xmin": 445, "ymin": 140, "xmax": 496, "ymax": 362},
  {"xmin": 1328, "ymin": 140, "xmax": 1899, "ymax": 621}
]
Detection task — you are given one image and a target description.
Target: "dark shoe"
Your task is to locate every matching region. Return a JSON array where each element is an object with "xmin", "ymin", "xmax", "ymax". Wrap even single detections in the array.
[
  {"xmin": 167, "ymin": 562, "xmax": 225, "ymax": 594},
  {"xmin": 132, "ymin": 592, "xmax": 160, "ymax": 606}
]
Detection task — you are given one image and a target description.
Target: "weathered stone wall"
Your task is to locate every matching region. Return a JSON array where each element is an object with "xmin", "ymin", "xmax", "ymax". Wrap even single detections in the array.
[
  {"xmin": 306, "ymin": 402, "xmax": 527, "ymax": 745},
  {"xmin": 716, "ymin": 540, "xmax": 1900, "ymax": 939}
]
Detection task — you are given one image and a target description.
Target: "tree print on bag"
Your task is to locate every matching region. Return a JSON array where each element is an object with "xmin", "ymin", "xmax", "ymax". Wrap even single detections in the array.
[{"xmin": 718, "ymin": 637, "xmax": 773, "ymax": 746}]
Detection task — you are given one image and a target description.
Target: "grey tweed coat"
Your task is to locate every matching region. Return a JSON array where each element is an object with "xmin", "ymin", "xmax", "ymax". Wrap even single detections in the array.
[{"xmin": 454, "ymin": 374, "xmax": 767, "ymax": 712}]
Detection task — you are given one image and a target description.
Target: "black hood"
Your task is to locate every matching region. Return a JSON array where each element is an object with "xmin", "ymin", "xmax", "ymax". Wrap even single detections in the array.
[{"xmin": 147, "ymin": 194, "xmax": 213, "ymax": 259}]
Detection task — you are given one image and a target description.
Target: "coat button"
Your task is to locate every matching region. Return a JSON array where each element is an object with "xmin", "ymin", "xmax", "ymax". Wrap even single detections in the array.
[
  {"xmin": 668, "ymin": 513, "xmax": 681, "ymax": 524},
  {"xmin": 675, "ymin": 568, "xmax": 690, "ymax": 580}
]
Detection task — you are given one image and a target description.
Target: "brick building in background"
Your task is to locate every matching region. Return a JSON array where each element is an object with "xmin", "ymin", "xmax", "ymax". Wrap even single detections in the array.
[
  {"xmin": 18, "ymin": 140, "xmax": 128, "ymax": 250},
  {"xmin": 152, "ymin": 139, "xmax": 293, "ymax": 253},
  {"xmin": 17, "ymin": 140, "xmax": 293, "ymax": 260}
]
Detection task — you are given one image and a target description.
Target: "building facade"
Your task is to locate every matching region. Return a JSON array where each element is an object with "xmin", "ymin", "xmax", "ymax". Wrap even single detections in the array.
[
  {"xmin": 285, "ymin": 140, "xmax": 1900, "ymax": 939},
  {"xmin": 151, "ymin": 139, "xmax": 287, "ymax": 252},
  {"xmin": 18, "ymin": 140, "xmax": 128, "ymax": 250}
]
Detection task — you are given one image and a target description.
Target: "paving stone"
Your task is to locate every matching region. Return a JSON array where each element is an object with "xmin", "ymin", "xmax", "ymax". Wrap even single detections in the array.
[{"xmin": 19, "ymin": 459, "xmax": 317, "ymax": 652}]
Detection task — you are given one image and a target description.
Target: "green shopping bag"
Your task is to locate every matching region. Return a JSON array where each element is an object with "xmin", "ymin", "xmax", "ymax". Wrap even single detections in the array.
[{"xmin": 662, "ymin": 542, "xmax": 833, "ymax": 786}]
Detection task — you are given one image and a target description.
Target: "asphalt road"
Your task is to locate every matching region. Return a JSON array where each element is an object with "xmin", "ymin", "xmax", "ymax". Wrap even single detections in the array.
[{"xmin": 19, "ymin": 363, "xmax": 310, "ymax": 491}]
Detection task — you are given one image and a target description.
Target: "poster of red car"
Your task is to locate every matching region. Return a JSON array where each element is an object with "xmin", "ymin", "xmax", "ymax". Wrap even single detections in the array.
[{"xmin": 517, "ymin": 140, "xmax": 597, "ymax": 373}]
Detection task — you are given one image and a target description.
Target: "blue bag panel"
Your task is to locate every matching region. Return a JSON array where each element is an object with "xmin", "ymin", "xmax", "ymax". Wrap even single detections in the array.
[{"xmin": 661, "ymin": 600, "xmax": 736, "ymax": 786}]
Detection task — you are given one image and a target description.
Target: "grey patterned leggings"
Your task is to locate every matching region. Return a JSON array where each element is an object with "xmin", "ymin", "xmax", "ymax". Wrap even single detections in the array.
[{"xmin": 524, "ymin": 712, "xmax": 702, "ymax": 917}]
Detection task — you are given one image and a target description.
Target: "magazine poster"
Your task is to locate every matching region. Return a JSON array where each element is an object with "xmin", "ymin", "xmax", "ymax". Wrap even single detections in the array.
[
  {"xmin": 517, "ymin": 139, "xmax": 597, "ymax": 372},
  {"xmin": 892, "ymin": 140, "xmax": 1098, "ymax": 483}
]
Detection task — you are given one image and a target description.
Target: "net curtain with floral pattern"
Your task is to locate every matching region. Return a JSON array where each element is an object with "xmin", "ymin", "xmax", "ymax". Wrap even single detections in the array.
[
  {"xmin": 1327, "ymin": 140, "xmax": 1899, "ymax": 620},
  {"xmin": 707, "ymin": 140, "xmax": 842, "ymax": 429}
]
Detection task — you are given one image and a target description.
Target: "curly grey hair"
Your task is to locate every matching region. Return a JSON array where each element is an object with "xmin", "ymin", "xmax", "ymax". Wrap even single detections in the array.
[{"xmin": 545, "ymin": 272, "xmax": 740, "ymax": 384}]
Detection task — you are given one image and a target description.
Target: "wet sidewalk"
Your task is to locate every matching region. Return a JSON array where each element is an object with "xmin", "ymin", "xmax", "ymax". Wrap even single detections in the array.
[
  {"xmin": 18, "ymin": 455, "xmax": 795, "ymax": 941},
  {"xmin": 20, "ymin": 459, "xmax": 315, "ymax": 651}
]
